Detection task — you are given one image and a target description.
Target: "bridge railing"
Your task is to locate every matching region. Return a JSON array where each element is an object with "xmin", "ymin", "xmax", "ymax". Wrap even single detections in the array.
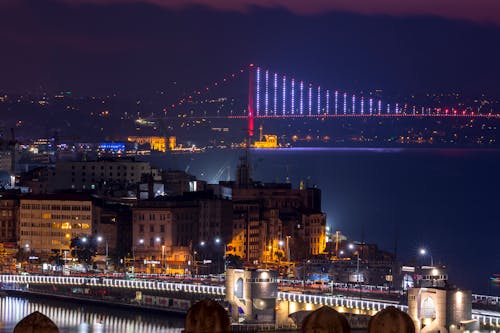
[
  {"xmin": 0, "ymin": 274, "xmax": 225, "ymax": 296},
  {"xmin": 277, "ymin": 291, "xmax": 407, "ymax": 313},
  {"xmin": 2, "ymin": 274, "xmax": 500, "ymax": 327},
  {"xmin": 472, "ymin": 312, "xmax": 500, "ymax": 327},
  {"xmin": 472, "ymin": 293, "xmax": 500, "ymax": 304}
]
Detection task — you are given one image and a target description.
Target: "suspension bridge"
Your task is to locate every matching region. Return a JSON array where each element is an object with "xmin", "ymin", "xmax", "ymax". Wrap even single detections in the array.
[{"xmin": 160, "ymin": 64, "xmax": 499, "ymax": 137}]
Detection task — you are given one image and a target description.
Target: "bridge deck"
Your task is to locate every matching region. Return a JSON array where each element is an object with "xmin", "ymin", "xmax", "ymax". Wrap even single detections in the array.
[{"xmin": 1, "ymin": 274, "xmax": 499, "ymax": 327}]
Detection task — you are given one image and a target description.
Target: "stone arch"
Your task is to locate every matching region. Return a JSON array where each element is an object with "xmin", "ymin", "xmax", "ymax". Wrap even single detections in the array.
[
  {"xmin": 301, "ymin": 306, "xmax": 351, "ymax": 333},
  {"xmin": 368, "ymin": 306, "xmax": 415, "ymax": 333},
  {"xmin": 421, "ymin": 297, "xmax": 436, "ymax": 319},
  {"xmin": 13, "ymin": 311, "xmax": 59, "ymax": 333},
  {"xmin": 234, "ymin": 277, "xmax": 244, "ymax": 299},
  {"xmin": 184, "ymin": 299, "xmax": 230, "ymax": 333}
]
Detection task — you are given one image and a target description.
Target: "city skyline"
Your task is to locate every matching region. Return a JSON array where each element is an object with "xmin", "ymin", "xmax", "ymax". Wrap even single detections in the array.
[{"xmin": 0, "ymin": 2, "xmax": 499, "ymax": 332}]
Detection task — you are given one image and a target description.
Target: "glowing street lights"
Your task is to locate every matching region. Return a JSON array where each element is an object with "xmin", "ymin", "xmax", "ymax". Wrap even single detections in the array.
[
  {"xmin": 349, "ymin": 243, "xmax": 363, "ymax": 299},
  {"xmin": 419, "ymin": 248, "xmax": 434, "ymax": 267},
  {"xmin": 348, "ymin": 244, "xmax": 360, "ymax": 279},
  {"xmin": 97, "ymin": 236, "xmax": 109, "ymax": 272}
]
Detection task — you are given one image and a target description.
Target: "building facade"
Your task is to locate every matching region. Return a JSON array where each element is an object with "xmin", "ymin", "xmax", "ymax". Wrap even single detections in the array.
[
  {"xmin": 132, "ymin": 191, "xmax": 232, "ymax": 273},
  {"xmin": 19, "ymin": 194, "xmax": 94, "ymax": 259},
  {"xmin": 49, "ymin": 158, "xmax": 151, "ymax": 192},
  {"xmin": 0, "ymin": 194, "xmax": 19, "ymax": 243}
]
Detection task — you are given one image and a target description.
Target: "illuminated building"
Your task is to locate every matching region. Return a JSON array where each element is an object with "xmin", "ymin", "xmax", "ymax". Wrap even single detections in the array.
[
  {"xmin": 228, "ymin": 202, "xmax": 281, "ymax": 264},
  {"xmin": 299, "ymin": 212, "xmax": 327, "ymax": 256},
  {"xmin": 168, "ymin": 136, "xmax": 176, "ymax": 150},
  {"xmin": 127, "ymin": 136, "xmax": 166, "ymax": 152},
  {"xmin": 132, "ymin": 191, "xmax": 232, "ymax": 273},
  {"xmin": 252, "ymin": 125, "xmax": 278, "ymax": 149},
  {"xmin": 223, "ymin": 155, "xmax": 327, "ymax": 266},
  {"xmin": 97, "ymin": 142, "xmax": 125, "ymax": 154},
  {"xmin": 19, "ymin": 194, "xmax": 94, "ymax": 259}
]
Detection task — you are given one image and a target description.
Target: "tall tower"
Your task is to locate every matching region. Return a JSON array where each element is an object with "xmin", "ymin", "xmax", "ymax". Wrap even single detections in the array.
[
  {"xmin": 248, "ymin": 64, "xmax": 255, "ymax": 137},
  {"xmin": 236, "ymin": 153, "xmax": 251, "ymax": 188}
]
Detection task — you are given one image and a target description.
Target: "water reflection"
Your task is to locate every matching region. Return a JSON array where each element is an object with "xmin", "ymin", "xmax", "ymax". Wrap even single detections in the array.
[{"xmin": 0, "ymin": 296, "xmax": 184, "ymax": 333}]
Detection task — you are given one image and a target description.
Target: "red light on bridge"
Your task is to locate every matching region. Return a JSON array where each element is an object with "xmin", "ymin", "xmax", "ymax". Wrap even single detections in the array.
[{"xmin": 249, "ymin": 63, "xmax": 254, "ymax": 67}]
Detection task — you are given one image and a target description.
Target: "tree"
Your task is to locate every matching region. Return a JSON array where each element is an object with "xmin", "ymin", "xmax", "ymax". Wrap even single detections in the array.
[
  {"xmin": 49, "ymin": 250, "xmax": 64, "ymax": 266},
  {"xmin": 70, "ymin": 236, "xmax": 97, "ymax": 265},
  {"xmin": 225, "ymin": 254, "xmax": 244, "ymax": 269}
]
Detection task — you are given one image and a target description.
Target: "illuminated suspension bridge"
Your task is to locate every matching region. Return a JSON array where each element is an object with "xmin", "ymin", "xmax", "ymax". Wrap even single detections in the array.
[{"xmin": 161, "ymin": 64, "xmax": 499, "ymax": 136}]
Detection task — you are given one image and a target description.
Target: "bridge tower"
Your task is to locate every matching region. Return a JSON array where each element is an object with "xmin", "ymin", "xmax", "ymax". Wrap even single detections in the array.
[
  {"xmin": 407, "ymin": 266, "xmax": 478, "ymax": 333},
  {"xmin": 247, "ymin": 64, "xmax": 255, "ymax": 137},
  {"xmin": 225, "ymin": 268, "xmax": 278, "ymax": 324}
]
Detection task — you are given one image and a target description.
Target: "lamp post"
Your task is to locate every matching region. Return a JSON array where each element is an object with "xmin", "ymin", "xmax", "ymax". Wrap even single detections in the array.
[
  {"xmin": 161, "ymin": 245, "xmax": 166, "ymax": 274},
  {"xmin": 278, "ymin": 240, "xmax": 285, "ymax": 276},
  {"xmin": 97, "ymin": 236, "xmax": 109, "ymax": 272},
  {"xmin": 349, "ymin": 243, "xmax": 361, "ymax": 298},
  {"xmin": 348, "ymin": 244, "xmax": 360, "ymax": 279},
  {"xmin": 419, "ymin": 248, "xmax": 434, "ymax": 267},
  {"xmin": 214, "ymin": 237, "xmax": 223, "ymax": 274},
  {"xmin": 133, "ymin": 238, "xmax": 144, "ymax": 274},
  {"xmin": 151, "ymin": 236, "xmax": 161, "ymax": 273}
]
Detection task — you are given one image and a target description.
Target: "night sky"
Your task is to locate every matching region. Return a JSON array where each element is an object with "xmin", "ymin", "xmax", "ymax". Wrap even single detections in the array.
[{"xmin": 1, "ymin": 0, "xmax": 500, "ymax": 98}]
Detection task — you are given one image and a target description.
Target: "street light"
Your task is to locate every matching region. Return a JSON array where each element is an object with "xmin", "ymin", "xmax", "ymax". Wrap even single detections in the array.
[
  {"xmin": 214, "ymin": 237, "xmax": 223, "ymax": 273},
  {"xmin": 97, "ymin": 236, "xmax": 109, "ymax": 272},
  {"xmin": 348, "ymin": 243, "xmax": 361, "ymax": 296},
  {"xmin": 131, "ymin": 238, "xmax": 144, "ymax": 274},
  {"xmin": 419, "ymin": 248, "xmax": 434, "ymax": 266}
]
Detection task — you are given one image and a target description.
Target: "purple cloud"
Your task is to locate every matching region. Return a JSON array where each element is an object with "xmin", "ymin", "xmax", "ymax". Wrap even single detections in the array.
[{"xmin": 56, "ymin": 0, "xmax": 500, "ymax": 25}]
